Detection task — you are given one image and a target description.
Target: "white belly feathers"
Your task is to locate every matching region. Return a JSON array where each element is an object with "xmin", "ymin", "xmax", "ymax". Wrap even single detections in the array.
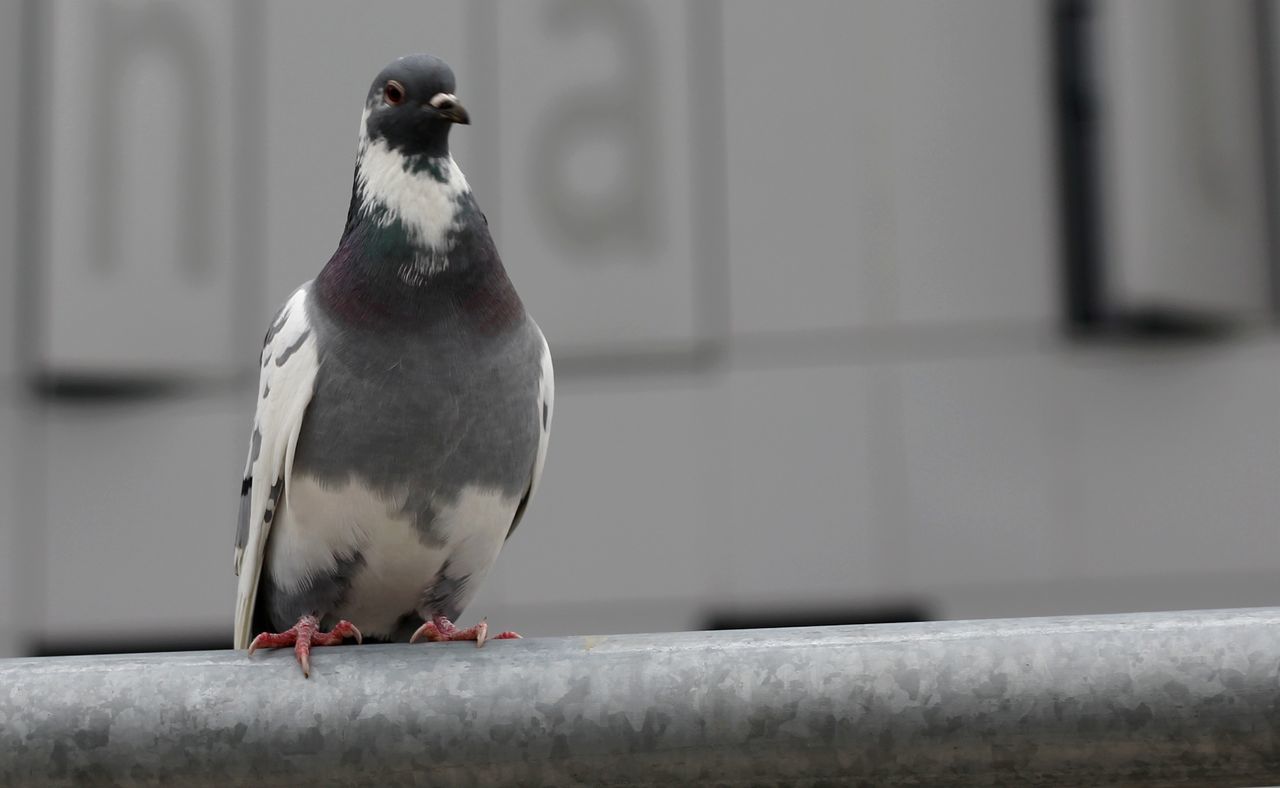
[{"xmin": 266, "ymin": 475, "xmax": 520, "ymax": 639}]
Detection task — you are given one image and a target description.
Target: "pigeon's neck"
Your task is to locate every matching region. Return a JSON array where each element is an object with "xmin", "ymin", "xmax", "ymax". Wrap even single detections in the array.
[{"xmin": 316, "ymin": 136, "xmax": 522, "ymax": 332}]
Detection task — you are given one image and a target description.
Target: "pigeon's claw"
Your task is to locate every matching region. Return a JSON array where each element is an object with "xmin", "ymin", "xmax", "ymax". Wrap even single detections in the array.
[
  {"xmin": 247, "ymin": 615, "xmax": 362, "ymax": 677},
  {"xmin": 410, "ymin": 615, "xmax": 522, "ymax": 648}
]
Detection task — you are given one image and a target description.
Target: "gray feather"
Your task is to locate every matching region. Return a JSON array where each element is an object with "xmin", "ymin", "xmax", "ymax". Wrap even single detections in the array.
[{"xmin": 293, "ymin": 298, "xmax": 543, "ymax": 545}]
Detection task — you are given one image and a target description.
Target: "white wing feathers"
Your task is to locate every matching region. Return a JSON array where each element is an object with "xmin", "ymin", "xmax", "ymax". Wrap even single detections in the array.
[
  {"xmin": 529, "ymin": 327, "xmax": 554, "ymax": 505},
  {"xmin": 508, "ymin": 325, "xmax": 554, "ymax": 539},
  {"xmin": 233, "ymin": 285, "xmax": 320, "ymax": 650}
]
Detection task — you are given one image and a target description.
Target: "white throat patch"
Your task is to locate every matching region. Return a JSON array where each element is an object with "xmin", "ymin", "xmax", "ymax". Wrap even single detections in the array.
[{"xmin": 355, "ymin": 108, "xmax": 471, "ymax": 283}]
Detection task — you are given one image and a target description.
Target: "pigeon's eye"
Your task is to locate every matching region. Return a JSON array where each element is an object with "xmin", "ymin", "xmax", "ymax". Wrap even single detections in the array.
[{"xmin": 384, "ymin": 80, "xmax": 405, "ymax": 105}]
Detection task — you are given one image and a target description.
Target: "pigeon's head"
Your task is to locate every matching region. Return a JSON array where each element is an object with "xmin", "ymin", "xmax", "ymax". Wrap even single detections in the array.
[{"xmin": 362, "ymin": 54, "xmax": 469, "ymax": 159}]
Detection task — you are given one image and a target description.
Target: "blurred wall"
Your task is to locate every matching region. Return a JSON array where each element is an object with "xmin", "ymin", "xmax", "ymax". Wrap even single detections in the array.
[
  {"xmin": 2, "ymin": 0, "xmax": 1279, "ymax": 656},
  {"xmin": 0, "ymin": 0, "xmax": 24, "ymax": 658}
]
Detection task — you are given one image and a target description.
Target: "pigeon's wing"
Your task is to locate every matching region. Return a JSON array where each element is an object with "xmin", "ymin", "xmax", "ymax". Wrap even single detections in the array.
[
  {"xmin": 507, "ymin": 324, "xmax": 554, "ymax": 540},
  {"xmin": 233, "ymin": 284, "xmax": 320, "ymax": 649}
]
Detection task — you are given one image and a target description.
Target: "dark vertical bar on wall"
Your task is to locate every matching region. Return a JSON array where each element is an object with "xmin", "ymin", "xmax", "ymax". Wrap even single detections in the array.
[
  {"xmin": 1255, "ymin": 0, "xmax": 1280, "ymax": 319},
  {"xmin": 1052, "ymin": 0, "xmax": 1106, "ymax": 333},
  {"xmin": 688, "ymin": 0, "xmax": 730, "ymax": 359},
  {"xmin": 232, "ymin": 0, "xmax": 266, "ymax": 373}
]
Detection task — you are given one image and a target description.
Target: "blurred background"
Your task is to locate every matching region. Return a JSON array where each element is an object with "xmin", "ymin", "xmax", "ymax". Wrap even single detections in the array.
[{"xmin": 1, "ymin": 0, "xmax": 1279, "ymax": 657}]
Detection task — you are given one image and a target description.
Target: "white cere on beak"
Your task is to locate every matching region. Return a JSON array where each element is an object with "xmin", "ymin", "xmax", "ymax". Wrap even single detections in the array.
[{"xmin": 429, "ymin": 92, "xmax": 459, "ymax": 109}]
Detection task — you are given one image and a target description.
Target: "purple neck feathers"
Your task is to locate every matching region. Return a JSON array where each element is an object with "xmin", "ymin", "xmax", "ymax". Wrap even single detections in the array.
[{"xmin": 315, "ymin": 176, "xmax": 524, "ymax": 335}]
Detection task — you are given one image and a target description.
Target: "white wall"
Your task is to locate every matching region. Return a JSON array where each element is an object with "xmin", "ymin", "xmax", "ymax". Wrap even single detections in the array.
[
  {"xmin": 0, "ymin": 1, "xmax": 26, "ymax": 658},
  {"xmin": 4, "ymin": 0, "xmax": 1279, "ymax": 656}
]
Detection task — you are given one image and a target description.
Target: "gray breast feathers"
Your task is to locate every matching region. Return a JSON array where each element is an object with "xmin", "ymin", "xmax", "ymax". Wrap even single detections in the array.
[{"xmin": 289, "ymin": 309, "xmax": 551, "ymax": 547}]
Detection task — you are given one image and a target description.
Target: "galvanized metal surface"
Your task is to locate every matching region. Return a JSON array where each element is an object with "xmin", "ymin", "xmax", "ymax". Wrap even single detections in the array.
[{"xmin": 2, "ymin": 608, "xmax": 1280, "ymax": 787}]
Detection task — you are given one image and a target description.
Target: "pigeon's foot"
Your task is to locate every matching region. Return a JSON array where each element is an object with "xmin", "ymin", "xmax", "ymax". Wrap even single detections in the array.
[
  {"xmin": 247, "ymin": 615, "xmax": 362, "ymax": 678},
  {"xmin": 409, "ymin": 615, "xmax": 521, "ymax": 648}
]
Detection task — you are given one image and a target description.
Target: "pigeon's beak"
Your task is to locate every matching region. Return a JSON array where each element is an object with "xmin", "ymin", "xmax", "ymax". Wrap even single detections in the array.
[{"xmin": 429, "ymin": 92, "xmax": 470, "ymax": 125}]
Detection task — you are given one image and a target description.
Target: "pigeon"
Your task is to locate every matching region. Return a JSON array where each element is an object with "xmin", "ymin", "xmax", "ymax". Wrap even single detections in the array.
[{"xmin": 233, "ymin": 54, "xmax": 553, "ymax": 677}]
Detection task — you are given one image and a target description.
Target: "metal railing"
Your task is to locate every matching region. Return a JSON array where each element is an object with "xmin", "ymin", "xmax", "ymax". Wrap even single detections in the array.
[{"xmin": 2, "ymin": 608, "xmax": 1279, "ymax": 786}]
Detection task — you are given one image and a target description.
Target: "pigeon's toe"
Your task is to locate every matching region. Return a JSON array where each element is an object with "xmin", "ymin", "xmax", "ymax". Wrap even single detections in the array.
[
  {"xmin": 410, "ymin": 616, "xmax": 522, "ymax": 647},
  {"xmin": 248, "ymin": 615, "xmax": 362, "ymax": 677}
]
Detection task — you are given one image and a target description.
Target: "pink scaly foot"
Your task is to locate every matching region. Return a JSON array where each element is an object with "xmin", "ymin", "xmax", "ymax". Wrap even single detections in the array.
[
  {"xmin": 409, "ymin": 615, "xmax": 522, "ymax": 648},
  {"xmin": 248, "ymin": 615, "xmax": 362, "ymax": 678}
]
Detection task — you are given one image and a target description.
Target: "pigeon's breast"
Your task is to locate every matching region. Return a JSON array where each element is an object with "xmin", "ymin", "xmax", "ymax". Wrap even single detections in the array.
[
  {"xmin": 294, "ymin": 311, "xmax": 545, "ymax": 509},
  {"xmin": 271, "ymin": 310, "xmax": 544, "ymax": 634}
]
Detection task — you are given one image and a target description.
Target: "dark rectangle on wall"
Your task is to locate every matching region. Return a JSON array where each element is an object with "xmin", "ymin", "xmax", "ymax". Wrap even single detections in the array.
[
  {"xmin": 1052, "ymin": 0, "xmax": 1106, "ymax": 331},
  {"xmin": 1049, "ymin": 0, "xmax": 1259, "ymax": 337},
  {"xmin": 32, "ymin": 633, "xmax": 231, "ymax": 658},
  {"xmin": 704, "ymin": 602, "xmax": 932, "ymax": 632}
]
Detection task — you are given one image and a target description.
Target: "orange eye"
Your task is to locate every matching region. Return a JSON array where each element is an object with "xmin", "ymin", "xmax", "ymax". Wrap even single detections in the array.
[{"xmin": 384, "ymin": 80, "xmax": 405, "ymax": 105}]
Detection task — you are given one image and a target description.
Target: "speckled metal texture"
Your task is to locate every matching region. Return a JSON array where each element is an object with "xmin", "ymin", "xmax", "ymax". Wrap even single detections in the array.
[{"xmin": 2, "ymin": 608, "xmax": 1280, "ymax": 786}]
